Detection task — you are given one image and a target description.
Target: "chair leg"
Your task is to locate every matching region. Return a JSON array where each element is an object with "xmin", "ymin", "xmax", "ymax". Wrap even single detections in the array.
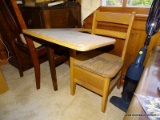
[
  {"xmin": 101, "ymin": 79, "xmax": 110, "ymax": 112},
  {"xmin": 70, "ymin": 57, "xmax": 76, "ymax": 95},
  {"xmin": 34, "ymin": 63, "xmax": 40, "ymax": 89},
  {"xmin": 117, "ymin": 71, "xmax": 123, "ymax": 89},
  {"xmin": 17, "ymin": 61, "xmax": 23, "ymax": 77},
  {"xmin": 18, "ymin": 70, "xmax": 23, "ymax": 77},
  {"xmin": 25, "ymin": 37, "xmax": 40, "ymax": 89},
  {"xmin": 30, "ymin": 53, "xmax": 40, "ymax": 89},
  {"xmin": 14, "ymin": 50, "xmax": 23, "ymax": 77},
  {"xmin": 47, "ymin": 47, "xmax": 58, "ymax": 91},
  {"xmin": 16, "ymin": 50, "xmax": 24, "ymax": 77},
  {"xmin": 117, "ymin": 78, "xmax": 122, "ymax": 89},
  {"xmin": 31, "ymin": 50, "xmax": 40, "ymax": 89}
]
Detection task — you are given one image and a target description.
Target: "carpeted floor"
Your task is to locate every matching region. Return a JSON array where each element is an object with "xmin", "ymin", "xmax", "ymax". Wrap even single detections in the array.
[{"xmin": 0, "ymin": 62, "xmax": 125, "ymax": 120}]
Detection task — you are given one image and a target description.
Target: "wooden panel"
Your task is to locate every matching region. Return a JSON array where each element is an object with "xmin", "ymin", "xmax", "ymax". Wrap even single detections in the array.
[
  {"xmin": 43, "ymin": 6, "xmax": 81, "ymax": 28},
  {"xmin": 74, "ymin": 66, "xmax": 104, "ymax": 95},
  {"xmin": 83, "ymin": 7, "xmax": 160, "ymax": 81},
  {"xmin": 96, "ymin": 12, "xmax": 131, "ymax": 25},
  {"xmin": 20, "ymin": 4, "xmax": 81, "ymax": 28},
  {"xmin": 50, "ymin": 9, "xmax": 69, "ymax": 28},
  {"xmin": 100, "ymin": 7, "xmax": 149, "ymax": 14},
  {"xmin": 0, "ymin": 68, "xmax": 8, "ymax": 94}
]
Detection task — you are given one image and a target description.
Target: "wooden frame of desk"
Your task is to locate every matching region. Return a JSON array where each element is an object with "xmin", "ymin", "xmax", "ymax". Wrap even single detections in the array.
[{"xmin": 22, "ymin": 28, "xmax": 116, "ymax": 89}]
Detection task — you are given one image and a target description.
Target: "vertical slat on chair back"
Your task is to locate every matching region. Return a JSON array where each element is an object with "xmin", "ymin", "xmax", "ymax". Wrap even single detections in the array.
[
  {"xmin": 10, "ymin": 0, "xmax": 27, "ymax": 29},
  {"xmin": 10, "ymin": 0, "xmax": 41, "ymax": 82},
  {"xmin": 10, "ymin": 0, "xmax": 36, "ymax": 48},
  {"xmin": 0, "ymin": 0, "xmax": 24, "ymax": 49},
  {"xmin": 10, "ymin": 0, "xmax": 40, "ymax": 63},
  {"xmin": 0, "ymin": 1, "xmax": 25, "ymax": 76},
  {"xmin": 0, "ymin": 10, "xmax": 15, "ymax": 47},
  {"xmin": 0, "ymin": 0, "xmax": 29, "ymax": 48},
  {"xmin": 92, "ymin": 11, "xmax": 135, "ymax": 60}
]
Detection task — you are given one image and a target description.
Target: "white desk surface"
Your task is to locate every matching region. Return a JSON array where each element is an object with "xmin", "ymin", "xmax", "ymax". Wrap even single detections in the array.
[{"xmin": 23, "ymin": 28, "xmax": 115, "ymax": 51}]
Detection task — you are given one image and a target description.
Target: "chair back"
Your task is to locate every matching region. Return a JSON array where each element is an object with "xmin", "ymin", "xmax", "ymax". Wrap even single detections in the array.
[
  {"xmin": 0, "ymin": 0, "xmax": 28, "ymax": 77},
  {"xmin": 10, "ymin": 0, "xmax": 38, "ymax": 53},
  {"xmin": 92, "ymin": 11, "xmax": 135, "ymax": 60},
  {"xmin": 10, "ymin": 0, "xmax": 28, "ymax": 29},
  {"xmin": 0, "ymin": 9, "xmax": 16, "ymax": 57},
  {"xmin": 0, "ymin": 0, "xmax": 29, "ymax": 48},
  {"xmin": 10, "ymin": 0, "xmax": 41, "ymax": 66}
]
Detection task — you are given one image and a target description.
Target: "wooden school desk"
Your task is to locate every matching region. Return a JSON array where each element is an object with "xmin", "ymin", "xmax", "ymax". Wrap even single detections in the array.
[{"xmin": 22, "ymin": 28, "xmax": 116, "ymax": 89}]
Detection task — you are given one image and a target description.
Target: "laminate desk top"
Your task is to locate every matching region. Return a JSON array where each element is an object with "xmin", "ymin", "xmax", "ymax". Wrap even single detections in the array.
[
  {"xmin": 22, "ymin": 28, "xmax": 115, "ymax": 51},
  {"xmin": 124, "ymin": 46, "xmax": 160, "ymax": 120}
]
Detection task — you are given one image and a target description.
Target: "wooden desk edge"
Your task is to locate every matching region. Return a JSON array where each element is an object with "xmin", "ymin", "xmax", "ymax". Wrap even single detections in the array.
[{"xmin": 22, "ymin": 29, "xmax": 115, "ymax": 52}]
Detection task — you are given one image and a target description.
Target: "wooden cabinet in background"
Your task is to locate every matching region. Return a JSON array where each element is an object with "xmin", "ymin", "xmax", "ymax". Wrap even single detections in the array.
[{"xmin": 19, "ymin": 2, "xmax": 81, "ymax": 28}]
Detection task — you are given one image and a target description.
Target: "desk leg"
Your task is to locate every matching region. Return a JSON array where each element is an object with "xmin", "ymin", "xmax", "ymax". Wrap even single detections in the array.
[
  {"xmin": 69, "ymin": 49, "xmax": 76, "ymax": 95},
  {"xmin": 70, "ymin": 56, "xmax": 76, "ymax": 95},
  {"xmin": 47, "ymin": 47, "xmax": 58, "ymax": 91}
]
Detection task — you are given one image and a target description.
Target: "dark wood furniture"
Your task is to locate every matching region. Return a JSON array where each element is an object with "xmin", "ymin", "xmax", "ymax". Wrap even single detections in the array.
[
  {"xmin": 19, "ymin": 2, "xmax": 81, "ymax": 28},
  {"xmin": 9, "ymin": 0, "xmax": 81, "ymax": 90},
  {"xmin": 124, "ymin": 46, "xmax": 160, "ymax": 120},
  {"xmin": 6, "ymin": 1, "xmax": 81, "ymax": 72},
  {"xmin": 0, "ymin": 1, "xmax": 81, "ymax": 73},
  {"xmin": 0, "ymin": 0, "xmax": 69, "ymax": 90},
  {"xmin": 0, "ymin": 1, "xmax": 80, "ymax": 65}
]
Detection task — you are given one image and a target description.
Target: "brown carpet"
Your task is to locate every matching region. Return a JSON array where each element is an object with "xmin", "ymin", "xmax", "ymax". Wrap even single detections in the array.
[{"xmin": 0, "ymin": 62, "xmax": 125, "ymax": 120}]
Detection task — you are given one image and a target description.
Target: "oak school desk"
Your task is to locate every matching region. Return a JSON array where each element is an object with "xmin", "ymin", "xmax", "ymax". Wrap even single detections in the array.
[{"xmin": 22, "ymin": 28, "xmax": 116, "ymax": 89}]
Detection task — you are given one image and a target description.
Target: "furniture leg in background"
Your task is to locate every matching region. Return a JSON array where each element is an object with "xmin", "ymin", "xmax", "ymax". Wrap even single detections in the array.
[{"xmin": 0, "ymin": 69, "xmax": 8, "ymax": 94}]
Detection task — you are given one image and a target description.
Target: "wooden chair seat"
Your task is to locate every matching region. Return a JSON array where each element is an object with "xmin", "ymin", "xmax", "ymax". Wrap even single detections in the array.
[{"xmin": 74, "ymin": 51, "xmax": 123, "ymax": 78}]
